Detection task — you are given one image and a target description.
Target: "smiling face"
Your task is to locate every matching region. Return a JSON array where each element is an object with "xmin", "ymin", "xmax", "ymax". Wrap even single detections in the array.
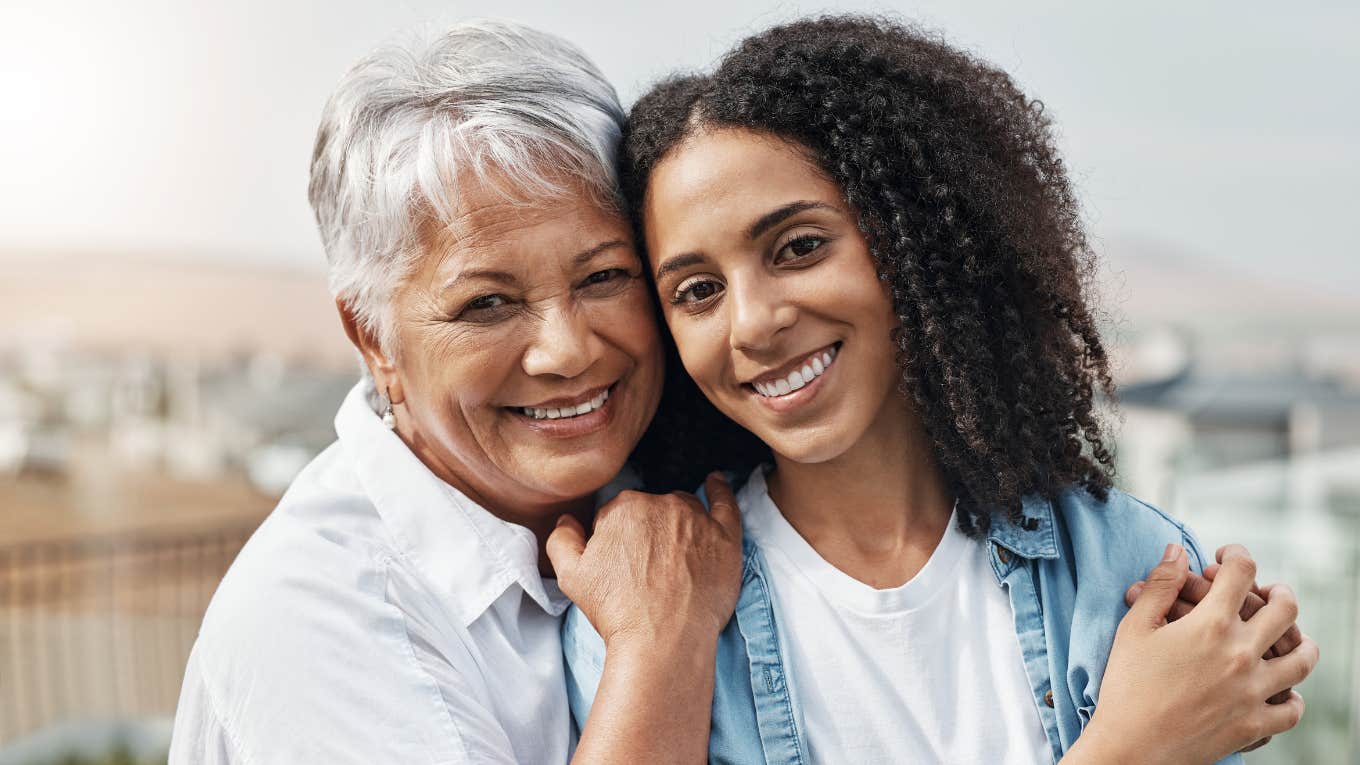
[
  {"xmin": 644, "ymin": 128, "xmax": 911, "ymax": 465},
  {"xmin": 371, "ymin": 173, "xmax": 663, "ymax": 517}
]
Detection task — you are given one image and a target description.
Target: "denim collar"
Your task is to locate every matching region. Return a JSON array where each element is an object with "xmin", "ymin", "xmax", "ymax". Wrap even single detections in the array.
[{"xmin": 985, "ymin": 493, "xmax": 1061, "ymax": 561}]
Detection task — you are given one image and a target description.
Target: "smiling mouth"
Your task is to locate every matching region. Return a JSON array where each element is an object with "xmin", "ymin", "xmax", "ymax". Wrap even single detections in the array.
[
  {"xmin": 512, "ymin": 384, "xmax": 614, "ymax": 420},
  {"xmin": 746, "ymin": 343, "xmax": 840, "ymax": 398}
]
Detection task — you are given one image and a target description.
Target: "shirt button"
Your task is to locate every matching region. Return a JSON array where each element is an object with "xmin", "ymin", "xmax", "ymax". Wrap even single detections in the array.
[
  {"xmin": 995, "ymin": 544, "xmax": 1012, "ymax": 565},
  {"xmin": 1044, "ymin": 689, "xmax": 1055, "ymax": 708}
]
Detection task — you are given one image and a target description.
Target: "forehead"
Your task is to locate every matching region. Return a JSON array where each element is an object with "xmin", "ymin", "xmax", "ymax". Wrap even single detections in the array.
[
  {"xmin": 421, "ymin": 173, "xmax": 631, "ymax": 277},
  {"xmin": 644, "ymin": 129, "xmax": 840, "ymax": 245}
]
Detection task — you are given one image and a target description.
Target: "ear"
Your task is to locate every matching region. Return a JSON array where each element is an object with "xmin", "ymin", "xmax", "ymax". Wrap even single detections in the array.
[{"xmin": 335, "ymin": 298, "xmax": 404, "ymax": 404}]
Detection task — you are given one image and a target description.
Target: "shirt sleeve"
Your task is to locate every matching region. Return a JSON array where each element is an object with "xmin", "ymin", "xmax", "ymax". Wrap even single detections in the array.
[{"xmin": 168, "ymin": 650, "xmax": 246, "ymax": 765}]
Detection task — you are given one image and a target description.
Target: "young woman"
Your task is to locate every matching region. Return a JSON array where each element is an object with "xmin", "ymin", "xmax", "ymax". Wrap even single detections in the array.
[{"xmin": 559, "ymin": 16, "xmax": 1317, "ymax": 763}]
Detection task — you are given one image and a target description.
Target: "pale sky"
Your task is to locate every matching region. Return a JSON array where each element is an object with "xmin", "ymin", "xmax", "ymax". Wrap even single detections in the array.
[{"xmin": 2, "ymin": 0, "xmax": 1356, "ymax": 296}]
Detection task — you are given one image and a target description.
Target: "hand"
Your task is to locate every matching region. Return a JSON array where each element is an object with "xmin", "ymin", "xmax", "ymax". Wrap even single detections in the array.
[
  {"xmin": 1124, "ymin": 544, "xmax": 1306, "ymax": 752},
  {"xmin": 1080, "ymin": 544, "xmax": 1318, "ymax": 764},
  {"xmin": 547, "ymin": 472, "xmax": 744, "ymax": 648}
]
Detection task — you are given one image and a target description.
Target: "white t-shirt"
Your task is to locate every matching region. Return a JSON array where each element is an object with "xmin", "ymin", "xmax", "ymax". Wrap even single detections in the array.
[{"xmin": 738, "ymin": 466, "xmax": 1053, "ymax": 765}]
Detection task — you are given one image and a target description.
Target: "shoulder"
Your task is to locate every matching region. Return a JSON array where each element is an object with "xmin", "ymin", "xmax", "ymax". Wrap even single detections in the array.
[
  {"xmin": 179, "ymin": 447, "xmax": 486, "ymax": 763},
  {"xmin": 1048, "ymin": 484, "xmax": 1211, "ymax": 579}
]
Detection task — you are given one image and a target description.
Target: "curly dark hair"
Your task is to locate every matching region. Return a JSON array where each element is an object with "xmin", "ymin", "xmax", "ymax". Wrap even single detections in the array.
[{"xmin": 627, "ymin": 15, "xmax": 1117, "ymax": 534}]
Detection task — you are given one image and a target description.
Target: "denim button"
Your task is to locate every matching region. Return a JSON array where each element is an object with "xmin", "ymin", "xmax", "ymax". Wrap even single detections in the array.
[
  {"xmin": 1044, "ymin": 689, "xmax": 1055, "ymax": 708},
  {"xmin": 995, "ymin": 544, "xmax": 1012, "ymax": 565}
]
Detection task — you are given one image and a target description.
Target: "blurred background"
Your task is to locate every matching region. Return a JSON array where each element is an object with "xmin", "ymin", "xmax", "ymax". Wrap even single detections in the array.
[{"xmin": 1, "ymin": 0, "xmax": 1356, "ymax": 763}]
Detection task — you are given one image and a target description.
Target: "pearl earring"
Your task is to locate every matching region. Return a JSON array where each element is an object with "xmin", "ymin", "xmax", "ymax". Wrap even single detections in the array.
[{"xmin": 382, "ymin": 386, "xmax": 397, "ymax": 430}]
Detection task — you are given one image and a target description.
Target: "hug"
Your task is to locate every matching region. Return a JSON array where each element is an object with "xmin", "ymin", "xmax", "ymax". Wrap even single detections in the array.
[{"xmin": 170, "ymin": 15, "xmax": 1317, "ymax": 764}]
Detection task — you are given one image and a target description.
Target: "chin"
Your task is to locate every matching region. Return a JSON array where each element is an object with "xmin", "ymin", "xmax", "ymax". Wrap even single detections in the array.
[
  {"xmin": 757, "ymin": 423, "xmax": 856, "ymax": 466},
  {"xmin": 521, "ymin": 450, "xmax": 628, "ymax": 501}
]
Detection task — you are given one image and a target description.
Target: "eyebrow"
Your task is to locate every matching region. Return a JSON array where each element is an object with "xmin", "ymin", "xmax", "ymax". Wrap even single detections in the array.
[
  {"xmin": 653, "ymin": 252, "xmax": 707, "ymax": 283},
  {"xmin": 573, "ymin": 239, "xmax": 629, "ymax": 266},
  {"xmin": 747, "ymin": 201, "xmax": 833, "ymax": 240},
  {"xmin": 442, "ymin": 240, "xmax": 630, "ymax": 291},
  {"xmin": 444, "ymin": 268, "xmax": 517, "ymax": 289},
  {"xmin": 653, "ymin": 201, "xmax": 835, "ymax": 282}
]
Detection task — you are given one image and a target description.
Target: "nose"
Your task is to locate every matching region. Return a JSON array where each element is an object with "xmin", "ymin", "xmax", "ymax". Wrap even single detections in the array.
[
  {"xmin": 521, "ymin": 301, "xmax": 603, "ymax": 379},
  {"xmin": 727, "ymin": 273, "xmax": 797, "ymax": 353}
]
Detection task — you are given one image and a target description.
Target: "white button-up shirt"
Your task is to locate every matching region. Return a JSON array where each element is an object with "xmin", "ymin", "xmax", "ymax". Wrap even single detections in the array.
[{"xmin": 170, "ymin": 382, "xmax": 574, "ymax": 764}]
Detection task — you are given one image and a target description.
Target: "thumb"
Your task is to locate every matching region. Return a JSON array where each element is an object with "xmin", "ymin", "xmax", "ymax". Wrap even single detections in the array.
[
  {"xmin": 704, "ymin": 472, "xmax": 743, "ymax": 544},
  {"xmin": 1129, "ymin": 543, "xmax": 1190, "ymax": 629},
  {"xmin": 546, "ymin": 514, "xmax": 587, "ymax": 590}
]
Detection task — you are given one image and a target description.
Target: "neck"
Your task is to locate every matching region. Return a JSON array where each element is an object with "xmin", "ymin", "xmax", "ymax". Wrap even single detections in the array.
[{"xmin": 766, "ymin": 395, "xmax": 954, "ymax": 588}]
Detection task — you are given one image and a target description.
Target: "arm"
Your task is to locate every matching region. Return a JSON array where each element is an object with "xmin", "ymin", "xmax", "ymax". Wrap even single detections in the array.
[
  {"xmin": 1061, "ymin": 544, "xmax": 1318, "ymax": 765},
  {"xmin": 547, "ymin": 473, "xmax": 743, "ymax": 764}
]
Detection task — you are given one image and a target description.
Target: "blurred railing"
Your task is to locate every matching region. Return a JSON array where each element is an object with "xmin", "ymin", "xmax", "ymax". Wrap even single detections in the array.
[{"xmin": 0, "ymin": 524, "xmax": 256, "ymax": 744}]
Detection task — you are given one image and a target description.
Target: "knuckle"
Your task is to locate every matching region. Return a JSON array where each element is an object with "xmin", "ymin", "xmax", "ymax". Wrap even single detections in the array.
[
  {"xmin": 1229, "ymin": 555, "xmax": 1257, "ymax": 580},
  {"xmin": 1206, "ymin": 613, "xmax": 1235, "ymax": 638},
  {"xmin": 1228, "ymin": 646, "xmax": 1256, "ymax": 673},
  {"xmin": 1236, "ymin": 715, "xmax": 1266, "ymax": 744},
  {"xmin": 1284, "ymin": 700, "xmax": 1304, "ymax": 730}
]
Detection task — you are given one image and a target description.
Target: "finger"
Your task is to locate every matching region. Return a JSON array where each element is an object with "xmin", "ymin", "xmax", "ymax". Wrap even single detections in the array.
[
  {"xmin": 1250, "ymin": 583, "xmax": 1301, "ymax": 656},
  {"xmin": 704, "ymin": 472, "xmax": 743, "ymax": 541},
  {"xmin": 545, "ymin": 515, "xmax": 587, "ymax": 586},
  {"xmin": 1167, "ymin": 598, "xmax": 1195, "ymax": 622},
  {"xmin": 1258, "ymin": 583, "xmax": 1305, "ymax": 658},
  {"xmin": 1178, "ymin": 569, "xmax": 1215, "ymax": 605},
  {"xmin": 1262, "ymin": 636, "xmax": 1320, "ymax": 696},
  {"xmin": 1253, "ymin": 691, "xmax": 1306, "ymax": 739},
  {"xmin": 1207, "ymin": 561, "xmax": 1279, "ymax": 622},
  {"xmin": 1202, "ymin": 544, "xmax": 1257, "ymax": 616},
  {"xmin": 1128, "ymin": 544, "xmax": 1190, "ymax": 629},
  {"xmin": 1124, "ymin": 582, "xmax": 1198, "ymax": 622},
  {"xmin": 1239, "ymin": 589, "xmax": 1267, "ymax": 622}
]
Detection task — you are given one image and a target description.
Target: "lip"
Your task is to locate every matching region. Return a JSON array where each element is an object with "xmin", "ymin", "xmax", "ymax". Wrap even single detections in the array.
[
  {"xmin": 508, "ymin": 382, "xmax": 618, "ymax": 438},
  {"xmin": 743, "ymin": 343, "xmax": 840, "ymax": 415},
  {"xmin": 516, "ymin": 384, "xmax": 613, "ymax": 411},
  {"xmin": 744, "ymin": 343, "xmax": 839, "ymax": 386}
]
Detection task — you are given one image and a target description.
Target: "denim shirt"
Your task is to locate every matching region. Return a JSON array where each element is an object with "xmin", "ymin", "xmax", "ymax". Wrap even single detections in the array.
[{"xmin": 562, "ymin": 475, "xmax": 1243, "ymax": 764}]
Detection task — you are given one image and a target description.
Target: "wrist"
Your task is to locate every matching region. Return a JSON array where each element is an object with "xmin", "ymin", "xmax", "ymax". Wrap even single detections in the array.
[
  {"xmin": 1065, "ymin": 718, "xmax": 1138, "ymax": 765},
  {"xmin": 605, "ymin": 625, "xmax": 720, "ymax": 668}
]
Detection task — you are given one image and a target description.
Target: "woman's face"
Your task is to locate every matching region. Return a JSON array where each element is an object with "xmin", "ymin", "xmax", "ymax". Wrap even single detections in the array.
[
  {"xmin": 644, "ymin": 128, "xmax": 906, "ymax": 464},
  {"xmin": 382, "ymin": 173, "xmax": 663, "ymax": 513}
]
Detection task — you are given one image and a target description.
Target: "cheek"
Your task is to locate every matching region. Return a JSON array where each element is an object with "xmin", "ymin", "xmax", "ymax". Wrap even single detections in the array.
[
  {"xmin": 667, "ymin": 314, "xmax": 729, "ymax": 398},
  {"xmin": 406, "ymin": 325, "xmax": 521, "ymax": 417}
]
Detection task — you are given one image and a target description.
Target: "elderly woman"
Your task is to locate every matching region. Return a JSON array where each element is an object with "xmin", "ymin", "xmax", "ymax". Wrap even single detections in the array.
[
  {"xmin": 169, "ymin": 21, "xmax": 741, "ymax": 764},
  {"xmin": 172, "ymin": 17, "xmax": 1305, "ymax": 765}
]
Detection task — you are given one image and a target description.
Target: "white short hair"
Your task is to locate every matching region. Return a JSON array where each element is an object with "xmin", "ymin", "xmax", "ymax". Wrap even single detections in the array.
[{"xmin": 308, "ymin": 19, "xmax": 625, "ymax": 361}]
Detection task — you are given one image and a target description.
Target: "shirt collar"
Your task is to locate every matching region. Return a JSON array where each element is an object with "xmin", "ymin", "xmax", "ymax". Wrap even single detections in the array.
[
  {"xmin": 985, "ymin": 492, "xmax": 1060, "ymax": 561},
  {"xmin": 333, "ymin": 381, "xmax": 568, "ymax": 626}
]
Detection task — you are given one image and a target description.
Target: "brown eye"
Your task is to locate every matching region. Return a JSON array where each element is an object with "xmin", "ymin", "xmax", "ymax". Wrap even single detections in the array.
[
  {"xmin": 583, "ymin": 268, "xmax": 628, "ymax": 286},
  {"xmin": 775, "ymin": 235, "xmax": 827, "ymax": 264},
  {"xmin": 674, "ymin": 279, "xmax": 723, "ymax": 305},
  {"xmin": 457, "ymin": 294, "xmax": 515, "ymax": 322},
  {"xmin": 467, "ymin": 294, "xmax": 508, "ymax": 310}
]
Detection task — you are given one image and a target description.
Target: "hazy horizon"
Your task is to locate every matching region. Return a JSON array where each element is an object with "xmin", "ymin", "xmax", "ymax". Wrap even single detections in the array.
[{"xmin": 3, "ymin": 0, "xmax": 1357, "ymax": 296}]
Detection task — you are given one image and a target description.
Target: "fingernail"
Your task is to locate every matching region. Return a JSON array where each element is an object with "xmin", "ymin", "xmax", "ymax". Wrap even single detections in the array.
[{"xmin": 1163, "ymin": 543, "xmax": 1181, "ymax": 562}]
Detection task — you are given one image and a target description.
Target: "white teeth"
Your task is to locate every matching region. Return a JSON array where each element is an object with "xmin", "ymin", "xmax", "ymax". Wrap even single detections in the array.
[
  {"xmin": 751, "ymin": 346, "xmax": 838, "ymax": 398},
  {"xmin": 520, "ymin": 387, "xmax": 611, "ymax": 420}
]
